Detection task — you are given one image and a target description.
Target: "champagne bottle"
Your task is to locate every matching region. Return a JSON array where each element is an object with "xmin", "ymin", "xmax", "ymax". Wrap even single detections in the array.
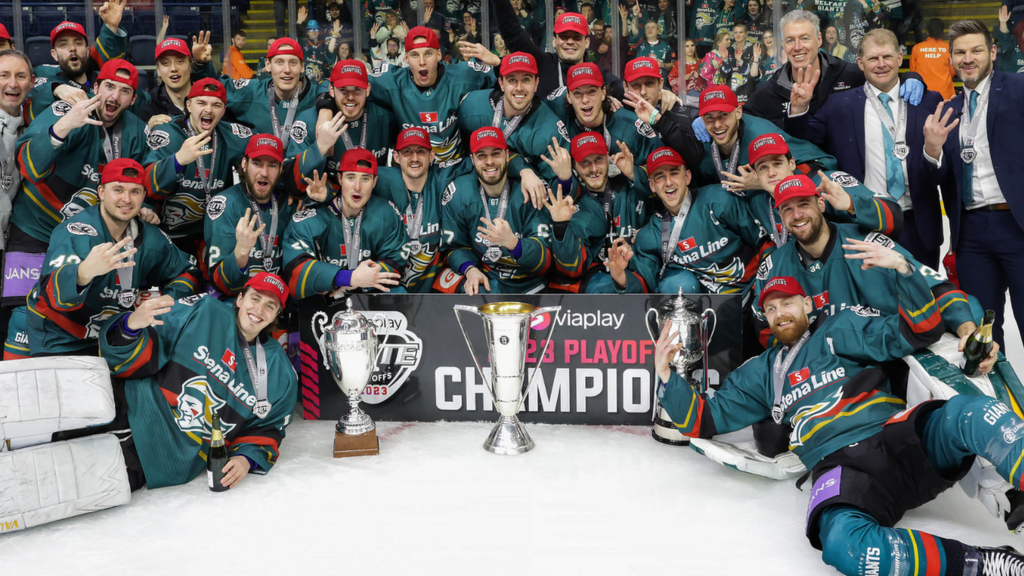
[
  {"xmin": 961, "ymin": 310, "xmax": 995, "ymax": 377},
  {"xmin": 208, "ymin": 411, "xmax": 229, "ymax": 492}
]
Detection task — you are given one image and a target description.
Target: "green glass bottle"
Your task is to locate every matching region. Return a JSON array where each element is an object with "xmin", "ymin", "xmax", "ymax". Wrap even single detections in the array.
[
  {"xmin": 961, "ymin": 310, "xmax": 996, "ymax": 377},
  {"xmin": 208, "ymin": 411, "xmax": 229, "ymax": 492}
]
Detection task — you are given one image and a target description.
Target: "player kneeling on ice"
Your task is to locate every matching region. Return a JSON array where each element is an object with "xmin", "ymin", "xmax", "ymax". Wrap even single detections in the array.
[
  {"xmin": 0, "ymin": 273, "xmax": 297, "ymax": 532},
  {"xmin": 656, "ymin": 262, "xmax": 1024, "ymax": 575}
]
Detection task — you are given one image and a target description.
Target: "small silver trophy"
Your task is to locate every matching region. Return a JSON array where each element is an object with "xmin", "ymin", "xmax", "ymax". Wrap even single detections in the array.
[
  {"xmin": 645, "ymin": 288, "xmax": 717, "ymax": 446},
  {"xmin": 454, "ymin": 302, "xmax": 561, "ymax": 455},
  {"xmin": 319, "ymin": 298, "xmax": 389, "ymax": 457}
]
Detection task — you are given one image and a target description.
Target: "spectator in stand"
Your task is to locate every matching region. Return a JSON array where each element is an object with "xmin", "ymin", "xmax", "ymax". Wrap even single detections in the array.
[
  {"xmin": 714, "ymin": 0, "xmax": 742, "ymax": 36},
  {"xmin": 843, "ymin": 0, "xmax": 887, "ymax": 52},
  {"xmin": 669, "ymin": 39, "xmax": 706, "ymax": 102},
  {"xmin": 688, "ymin": 0, "xmax": 719, "ymax": 57},
  {"xmin": 300, "ymin": 20, "xmax": 331, "ymax": 83},
  {"xmin": 510, "ymin": 0, "xmax": 544, "ymax": 46},
  {"xmin": 738, "ymin": 0, "xmax": 768, "ymax": 40},
  {"xmin": 422, "ymin": 0, "xmax": 447, "ymax": 32},
  {"xmin": 701, "ymin": 31, "xmax": 732, "ymax": 86},
  {"xmin": 256, "ymin": 38, "xmax": 274, "ymax": 80},
  {"xmin": 493, "ymin": 33, "xmax": 511, "ymax": 59},
  {"xmin": 581, "ymin": 4, "xmax": 596, "ymax": 26},
  {"xmin": 156, "ymin": 14, "xmax": 169, "ymax": 44},
  {"xmin": 369, "ymin": 17, "xmax": 408, "ymax": 69},
  {"xmin": 824, "ymin": 25, "xmax": 856, "ymax": 63},
  {"xmin": 634, "ymin": 20, "xmax": 676, "ymax": 81},
  {"xmin": 224, "ymin": 30, "xmax": 254, "ymax": 80},
  {"xmin": 910, "ymin": 17, "xmax": 956, "ymax": 98},
  {"xmin": 725, "ymin": 24, "xmax": 762, "ymax": 102},
  {"xmin": 653, "ymin": 0, "xmax": 677, "ymax": 45},
  {"xmin": 459, "ymin": 11, "xmax": 481, "ymax": 44},
  {"xmin": 993, "ymin": 7, "xmax": 1024, "ymax": 75},
  {"xmin": 760, "ymin": 29, "xmax": 782, "ymax": 78}
]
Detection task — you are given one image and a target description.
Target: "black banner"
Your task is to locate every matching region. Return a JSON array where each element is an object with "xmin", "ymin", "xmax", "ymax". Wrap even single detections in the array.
[{"xmin": 297, "ymin": 293, "xmax": 743, "ymax": 425}]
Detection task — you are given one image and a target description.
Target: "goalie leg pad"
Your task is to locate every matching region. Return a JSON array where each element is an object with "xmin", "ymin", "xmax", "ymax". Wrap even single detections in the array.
[
  {"xmin": 689, "ymin": 436, "xmax": 807, "ymax": 481},
  {"xmin": 0, "ymin": 434, "xmax": 131, "ymax": 534}
]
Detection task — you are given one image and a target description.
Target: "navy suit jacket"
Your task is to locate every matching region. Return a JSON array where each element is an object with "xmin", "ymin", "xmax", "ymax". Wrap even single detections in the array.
[
  {"xmin": 784, "ymin": 85, "xmax": 944, "ymax": 251},
  {"xmin": 939, "ymin": 71, "xmax": 1024, "ymax": 249}
]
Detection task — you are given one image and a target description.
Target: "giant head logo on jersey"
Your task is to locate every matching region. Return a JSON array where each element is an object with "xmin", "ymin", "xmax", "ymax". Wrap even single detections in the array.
[
  {"xmin": 60, "ymin": 188, "xmax": 99, "ymax": 220},
  {"xmin": 171, "ymin": 376, "xmax": 236, "ymax": 437}
]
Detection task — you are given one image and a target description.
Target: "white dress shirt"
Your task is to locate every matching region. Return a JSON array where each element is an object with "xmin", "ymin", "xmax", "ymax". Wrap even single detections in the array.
[
  {"xmin": 863, "ymin": 80, "xmax": 912, "ymax": 211},
  {"xmin": 962, "ymin": 74, "xmax": 1007, "ymax": 209}
]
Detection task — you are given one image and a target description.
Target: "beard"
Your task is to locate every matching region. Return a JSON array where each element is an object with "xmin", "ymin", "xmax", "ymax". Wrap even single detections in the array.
[
  {"xmin": 244, "ymin": 170, "xmax": 280, "ymax": 202},
  {"xmin": 476, "ymin": 162, "xmax": 508, "ymax": 186},
  {"xmin": 771, "ymin": 313, "xmax": 810, "ymax": 346},
  {"xmin": 58, "ymin": 54, "xmax": 86, "ymax": 78},
  {"xmin": 789, "ymin": 212, "xmax": 826, "ymax": 245}
]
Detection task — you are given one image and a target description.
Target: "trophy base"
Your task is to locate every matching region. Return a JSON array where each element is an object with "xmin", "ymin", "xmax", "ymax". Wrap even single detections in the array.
[
  {"xmin": 483, "ymin": 415, "xmax": 535, "ymax": 455},
  {"xmin": 334, "ymin": 429, "xmax": 380, "ymax": 458},
  {"xmin": 652, "ymin": 407, "xmax": 690, "ymax": 446}
]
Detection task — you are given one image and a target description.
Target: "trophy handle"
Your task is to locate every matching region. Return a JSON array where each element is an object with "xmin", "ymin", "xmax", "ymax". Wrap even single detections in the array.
[
  {"xmin": 518, "ymin": 306, "xmax": 561, "ymax": 412},
  {"xmin": 645, "ymin": 307, "xmax": 660, "ymax": 342},
  {"xmin": 312, "ymin": 310, "xmax": 330, "ymax": 371},
  {"xmin": 700, "ymin": 309, "xmax": 717, "ymax": 395},
  {"xmin": 453, "ymin": 305, "xmax": 490, "ymax": 391}
]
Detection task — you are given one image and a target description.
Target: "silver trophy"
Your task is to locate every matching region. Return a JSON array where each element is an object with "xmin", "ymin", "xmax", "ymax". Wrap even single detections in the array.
[
  {"xmin": 454, "ymin": 302, "xmax": 561, "ymax": 455},
  {"xmin": 645, "ymin": 288, "xmax": 717, "ymax": 446},
  {"xmin": 318, "ymin": 298, "xmax": 389, "ymax": 457}
]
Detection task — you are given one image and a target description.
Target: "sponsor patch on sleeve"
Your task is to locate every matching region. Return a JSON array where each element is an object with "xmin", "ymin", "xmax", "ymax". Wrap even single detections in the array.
[
  {"xmin": 468, "ymin": 60, "xmax": 492, "ymax": 73},
  {"xmin": 66, "ymin": 222, "xmax": 98, "ymax": 236},
  {"xmin": 177, "ymin": 294, "xmax": 207, "ymax": 306},
  {"xmin": 441, "ymin": 182, "xmax": 456, "ymax": 206},
  {"xmin": 635, "ymin": 119, "xmax": 656, "ymax": 138},
  {"xmin": 756, "ymin": 255, "xmax": 773, "ymax": 281},
  {"xmin": 233, "ymin": 78, "xmax": 250, "ymax": 89},
  {"xmin": 864, "ymin": 232, "xmax": 895, "ymax": 249},
  {"xmin": 206, "ymin": 196, "xmax": 227, "ymax": 220},
  {"xmin": 147, "ymin": 129, "xmax": 171, "ymax": 150},
  {"xmin": 52, "ymin": 100, "xmax": 73, "ymax": 116},
  {"xmin": 293, "ymin": 208, "xmax": 317, "ymax": 222},
  {"xmin": 850, "ymin": 305, "xmax": 881, "ymax": 317},
  {"xmin": 230, "ymin": 123, "xmax": 253, "ymax": 139},
  {"xmin": 828, "ymin": 171, "xmax": 859, "ymax": 188}
]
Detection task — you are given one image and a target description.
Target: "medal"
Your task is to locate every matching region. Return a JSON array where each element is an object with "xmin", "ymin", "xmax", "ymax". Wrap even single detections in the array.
[
  {"xmin": 892, "ymin": 143, "xmax": 909, "ymax": 160},
  {"xmin": 771, "ymin": 404, "xmax": 784, "ymax": 425},
  {"xmin": 253, "ymin": 399, "xmax": 272, "ymax": 420},
  {"xmin": 117, "ymin": 289, "xmax": 137, "ymax": 309},
  {"xmin": 409, "ymin": 240, "xmax": 423, "ymax": 254},
  {"xmin": 484, "ymin": 246, "xmax": 502, "ymax": 262},
  {"xmin": 960, "ymin": 87, "xmax": 989, "ymax": 167}
]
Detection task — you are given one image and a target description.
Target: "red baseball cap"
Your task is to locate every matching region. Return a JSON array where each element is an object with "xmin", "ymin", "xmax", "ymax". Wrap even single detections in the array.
[
  {"xmin": 571, "ymin": 132, "xmax": 608, "ymax": 163},
  {"xmin": 245, "ymin": 272, "xmax": 288, "ymax": 309},
  {"xmin": 0, "ymin": 24, "xmax": 11, "ymax": 43},
  {"xmin": 554, "ymin": 12, "xmax": 588, "ymax": 36},
  {"xmin": 50, "ymin": 21, "xmax": 86, "ymax": 45},
  {"xmin": 469, "ymin": 127, "xmax": 507, "ymax": 153},
  {"xmin": 773, "ymin": 175, "xmax": 819, "ymax": 208},
  {"xmin": 699, "ymin": 85, "xmax": 739, "ymax": 116},
  {"xmin": 155, "ymin": 37, "xmax": 191, "ymax": 60},
  {"xmin": 100, "ymin": 158, "xmax": 145, "ymax": 186},
  {"xmin": 646, "ymin": 146, "xmax": 685, "ymax": 175},
  {"xmin": 268, "ymin": 37, "xmax": 303, "ymax": 61},
  {"xmin": 339, "ymin": 148, "xmax": 378, "ymax": 175},
  {"xmin": 96, "ymin": 59, "xmax": 138, "ymax": 91},
  {"xmin": 501, "ymin": 52, "xmax": 538, "ymax": 76},
  {"xmin": 566, "ymin": 63, "xmax": 602, "ymax": 92},
  {"xmin": 405, "ymin": 26, "xmax": 440, "ymax": 52},
  {"xmin": 245, "ymin": 134, "xmax": 285, "ymax": 163},
  {"xmin": 758, "ymin": 276, "xmax": 807, "ymax": 309},
  {"xmin": 187, "ymin": 78, "xmax": 227, "ymax": 103},
  {"xmin": 624, "ymin": 57, "xmax": 661, "ymax": 82},
  {"xmin": 330, "ymin": 59, "xmax": 369, "ymax": 89},
  {"xmin": 747, "ymin": 133, "xmax": 791, "ymax": 168},
  {"xmin": 395, "ymin": 127, "xmax": 431, "ymax": 151}
]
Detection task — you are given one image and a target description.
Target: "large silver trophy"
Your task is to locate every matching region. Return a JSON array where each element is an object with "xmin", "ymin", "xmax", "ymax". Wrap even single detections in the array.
[
  {"xmin": 454, "ymin": 302, "xmax": 561, "ymax": 455},
  {"xmin": 645, "ymin": 288, "xmax": 717, "ymax": 446},
  {"xmin": 318, "ymin": 298, "xmax": 388, "ymax": 458}
]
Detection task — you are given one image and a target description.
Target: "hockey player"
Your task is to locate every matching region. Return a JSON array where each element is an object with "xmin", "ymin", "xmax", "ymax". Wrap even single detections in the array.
[
  {"xmin": 283, "ymin": 149, "xmax": 405, "ymax": 298},
  {"xmin": 692, "ymin": 85, "xmax": 837, "ymax": 188},
  {"xmin": 26, "ymin": 2, "xmax": 129, "ymax": 120},
  {"xmin": 746, "ymin": 133, "xmax": 904, "ymax": 250},
  {"xmin": 456, "ymin": 51, "xmax": 570, "ymax": 204},
  {"xmin": 552, "ymin": 63, "xmax": 663, "ymax": 194},
  {"xmin": 138, "ymin": 35, "xmax": 219, "ymax": 127},
  {"xmin": 655, "ymin": 269, "xmax": 1024, "ymax": 576},
  {"xmin": 438, "ymin": 127, "xmax": 552, "ymax": 295},
  {"xmin": 26, "ymin": 159, "xmax": 199, "ymax": 357},
  {"xmin": 618, "ymin": 147, "xmax": 765, "ymax": 293},
  {"xmin": 544, "ymin": 132, "xmax": 652, "ymax": 293},
  {"xmin": 314, "ymin": 59, "xmax": 398, "ymax": 169},
  {"xmin": 367, "ymin": 26, "xmax": 496, "ymax": 163},
  {"xmin": 373, "ymin": 127, "xmax": 469, "ymax": 293}
]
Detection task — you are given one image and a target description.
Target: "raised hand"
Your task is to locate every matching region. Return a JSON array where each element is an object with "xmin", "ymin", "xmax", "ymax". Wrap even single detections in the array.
[
  {"xmin": 818, "ymin": 176, "xmax": 854, "ymax": 213},
  {"xmin": 923, "ymin": 99, "xmax": 960, "ymax": 159},
  {"xmin": 52, "ymin": 95, "xmax": 103, "ymax": 139},
  {"xmin": 464, "ymin": 266, "xmax": 490, "ymax": 296},
  {"xmin": 624, "ymin": 90, "xmax": 657, "ymax": 124},
  {"xmin": 139, "ymin": 207, "xmax": 161, "ymax": 225},
  {"xmin": 333, "ymin": 19, "xmax": 342, "ymax": 35},
  {"xmin": 1001, "ymin": 5, "xmax": 1011, "ymax": 27},
  {"xmin": 53, "ymin": 84, "xmax": 90, "ymax": 106},
  {"xmin": 659, "ymin": 89, "xmax": 681, "ymax": 113},
  {"xmin": 175, "ymin": 130, "xmax": 213, "ymax": 166},
  {"xmin": 316, "ymin": 111, "xmax": 349, "ymax": 156},
  {"xmin": 544, "ymin": 184, "xmax": 576, "ymax": 223},
  {"xmin": 539, "ymin": 136, "xmax": 573, "ymax": 181},
  {"xmin": 457, "ymin": 41, "xmax": 500, "ymax": 66},
  {"xmin": 789, "ymin": 65, "xmax": 819, "ymax": 116},
  {"xmin": 518, "ymin": 168, "xmax": 548, "ymax": 210},
  {"xmin": 126, "ymin": 294, "xmax": 176, "ymax": 331},
  {"xmin": 842, "ymin": 237, "xmax": 910, "ymax": 273},
  {"xmin": 297, "ymin": 5, "xmax": 308, "ymax": 24},
  {"xmin": 477, "ymin": 216, "xmax": 518, "ymax": 251},
  {"xmin": 303, "ymin": 170, "xmax": 331, "ymax": 203},
  {"xmin": 654, "ymin": 319, "xmax": 684, "ymax": 383},
  {"xmin": 611, "ymin": 140, "xmax": 635, "ymax": 181},
  {"xmin": 605, "ymin": 237, "xmax": 633, "ymax": 289},
  {"xmin": 350, "ymin": 260, "xmax": 401, "ymax": 291},
  {"xmin": 147, "ymin": 114, "xmax": 173, "ymax": 130},
  {"xmin": 192, "ymin": 31, "xmax": 213, "ymax": 64},
  {"xmin": 99, "ymin": 0, "xmax": 127, "ymax": 32},
  {"xmin": 720, "ymin": 164, "xmax": 760, "ymax": 194},
  {"xmin": 76, "ymin": 236, "xmax": 136, "ymax": 286},
  {"xmin": 234, "ymin": 208, "xmax": 266, "ymax": 267}
]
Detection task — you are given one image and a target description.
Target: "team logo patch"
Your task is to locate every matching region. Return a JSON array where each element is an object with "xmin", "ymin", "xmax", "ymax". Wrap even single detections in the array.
[
  {"xmin": 370, "ymin": 62, "xmax": 388, "ymax": 77},
  {"xmin": 557, "ymin": 120, "xmax": 569, "ymax": 142},
  {"xmin": 850, "ymin": 305, "xmax": 881, "ymax": 317},
  {"xmin": 441, "ymin": 182, "xmax": 456, "ymax": 206},
  {"xmin": 233, "ymin": 78, "xmax": 250, "ymax": 89},
  {"xmin": 231, "ymin": 123, "xmax": 253, "ymax": 139},
  {"xmin": 206, "ymin": 196, "xmax": 227, "ymax": 220},
  {"xmin": 34, "ymin": 76, "xmax": 47, "ymax": 87},
  {"xmin": 788, "ymin": 367, "xmax": 811, "ymax": 387},
  {"xmin": 635, "ymin": 119, "xmax": 656, "ymax": 138},
  {"xmin": 173, "ymin": 376, "xmax": 234, "ymax": 436},
  {"xmin": 66, "ymin": 222, "xmax": 98, "ymax": 236},
  {"xmin": 147, "ymin": 129, "xmax": 171, "ymax": 150},
  {"xmin": 756, "ymin": 255, "xmax": 772, "ymax": 281},
  {"xmin": 52, "ymin": 100, "xmax": 73, "ymax": 116},
  {"xmin": 468, "ymin": 60, "xmax": 492, "ymax": 73},
  {"xmin": 864, "ymin": 232, "xmax": 895, "ymax": 249},
  {"xmin": 438, "ymin": 157, "xmax": 462, "ymax": 169},
  {"xmin": 177, "ymin": 294, "xmax": 206, "ymax": 306},
  {"xmin": 293, "ymin": 208, "xmax": 316, "ymax": 222},
  {"xmin": 61, "ymin": 188, "xmax": 99, "ymax": 220},
  {"xmin": 828, "ymin": 171, "xmax": 858, "ymax": 188},
  {"xmin": 290, "ymin": 120, "xmax": 308, "ymax": 144}
]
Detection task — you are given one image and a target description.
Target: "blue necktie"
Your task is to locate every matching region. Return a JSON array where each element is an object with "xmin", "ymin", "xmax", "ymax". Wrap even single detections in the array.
[
  {"xmin": 962, "ymin": 90, "xmax": 978, "ymax": 206},
  {"xmin": 878, "ymin": 93, "xmax": 905, "ymax": 200}
]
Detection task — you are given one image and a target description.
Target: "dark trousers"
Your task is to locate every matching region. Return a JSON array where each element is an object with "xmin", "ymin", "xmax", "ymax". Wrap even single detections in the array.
[
  {"xmin": 956, "ymin": 208, "xmax": 1024, "ymax": 348},
  {"xmin": 897, "ymin": 209, "xmax": 940, "ymax": 270}
]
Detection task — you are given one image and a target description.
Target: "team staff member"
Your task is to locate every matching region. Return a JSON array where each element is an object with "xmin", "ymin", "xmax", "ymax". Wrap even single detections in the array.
[
  {"xmin": 545, "ymin": 133, "xmax": 652, "ymax": 293},
  {"xmin": 653, "ymin": 268, "xmax": 1024, "ymax": 576},
  {"xmin": 100, "ymin": 273, "xmax": 297, "ymax": 491},
  {"xmin": 930, "ymin": 20, "xmax": 1024, "ymax": 349},
  {"xmin": 283, "ymin": 149, "xmax": 405, "ymax": 299},
  {"xmin": 138, "ymin": 36, "xmax": 218, "ymax": 127},
  {"xmin": 438, "ymin": 128, "xmax": 552, "ymax": 295},
  {"xmin": 27, "ymin": 159, "xmax": 199, "ymax": 357},
  {"xmin": 618, "ymin": 147, "xmax": 764, "ymax": 294},
  {"xmin": 373, "ymin": 127, "xmax": 469, "ymax": 293},
  {"xmin": 785, "ymin": 29, "xmax": 946, "ymax": 267},
  {"xmin": 314, "ymin": 59, "xmax": 398, "ymax": 167},
  {"xmin": 457, "ymin": 52, "xmax": 569, "ymax": 200}
]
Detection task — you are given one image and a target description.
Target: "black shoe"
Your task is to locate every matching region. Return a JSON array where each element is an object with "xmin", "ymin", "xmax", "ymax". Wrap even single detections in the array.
[
  {"xmin": 1005, "ymin": 489, "xmax": 1024, "ymax": 533},
  {"xmin": 979, "ymin": 546, "xmax": 1024, "ymax": 576}
]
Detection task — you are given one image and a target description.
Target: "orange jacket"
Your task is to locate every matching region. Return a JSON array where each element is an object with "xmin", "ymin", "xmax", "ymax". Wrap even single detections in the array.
[
  {"xmin": 223, "ymin": 45, "xmax": 253, "ymax": 80},
  {"xmin": 909, "ymin": 37, "xmax": 955, "ymax": 100}
]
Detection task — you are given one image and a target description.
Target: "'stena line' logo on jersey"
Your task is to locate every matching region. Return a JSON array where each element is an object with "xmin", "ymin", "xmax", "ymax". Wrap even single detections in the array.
[
  {"xmin": 419, "ymin": 112, "xmax": 439, "ymax": 123},
  {"xmin": 222, "ymin": 349, "xmax": 237, "ymax": 371},
  {"xmin": 812, "ymin": 291, "xmax": 829, "ymax": 309},
  {"xmin": 788, "ymin": 367, "xmax": 810, "ymax": 387},
  {"xmin": 677, "ymin": 236, "xmax": 696, "ymax": 251},
  {"xmin": 752, "ymin": 136, "xmax": 777, "ymax": 150}
]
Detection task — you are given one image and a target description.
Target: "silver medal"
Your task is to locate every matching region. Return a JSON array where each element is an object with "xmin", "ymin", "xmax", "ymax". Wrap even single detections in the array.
[
  {"xmin": 117, "ymin": 289, "xmax": 136, "ymax": 309},
  {"xmin": 892, "ymin": 143, "xmax": 909, "ymax": 160},
  {"xmin": 771, "ymin": 404, "xmax": 784, "ymax": 425},
  {"xmin": 409, "ymin": 240, "xmax": 423, "ymax": 254},
  {"xmin": 961, "ymin": 147, "xmax": 977, "ymax": 164},
  {"xmin": 485, "ymin": 246, "xmax": 502, "ymax": 262},
  {"xmin": 253, "ymin": 399, "xmax": 272, "ymax": 419}
]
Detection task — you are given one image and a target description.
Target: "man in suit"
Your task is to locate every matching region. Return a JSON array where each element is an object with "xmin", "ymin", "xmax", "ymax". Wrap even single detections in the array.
[
  {"xmin": 784, "ymin": 28, "xmax": 945, "ymax": 269},
  {"xmin": 928, "ymin": 19, "xmax": 1024, "ymax": 348}
]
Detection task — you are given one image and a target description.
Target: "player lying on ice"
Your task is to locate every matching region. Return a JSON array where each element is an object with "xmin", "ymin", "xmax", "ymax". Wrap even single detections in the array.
[
  {"xmin": 0, "ymin": 273, "xmax": 297, "ymax": 532},
  {"xmin": 655, "ymin": 249, "xmax": 1024, "ymax": 575}
]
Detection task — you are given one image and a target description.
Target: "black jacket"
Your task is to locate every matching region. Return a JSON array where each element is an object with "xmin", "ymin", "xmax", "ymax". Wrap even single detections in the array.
[
  {"xmin": 138, "ymin": 84, "xmax": 186, "ymax": 124},
  {"xmin": 744, "ymin": 52, "xmax": 868, "ymax": 129}
]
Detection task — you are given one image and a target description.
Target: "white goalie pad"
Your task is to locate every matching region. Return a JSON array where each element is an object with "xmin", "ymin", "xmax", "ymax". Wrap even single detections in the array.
[
  {"xmin": 0, "ymin": 356, "xmax": 115, "ymax": 450},
  {"xmin": 690, "ymin": 435, "xmax": 807, "ymax": 480},
  {"xmin": 0, "ymin": 434, "xmax": 130, "ymax": 534},
  {"xmin": 904, "ymin": 333, "xmax": 997, "ymax": 404}
]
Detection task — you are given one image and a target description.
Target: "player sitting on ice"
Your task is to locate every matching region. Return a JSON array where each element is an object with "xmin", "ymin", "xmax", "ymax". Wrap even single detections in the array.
[
  {"xmin": 0, "ymin": 274, "xmax": 297, "ymax": 532},
  {"xmin": 655, "ymin": 266, "xmax": 1024, "ymax": 576}
]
